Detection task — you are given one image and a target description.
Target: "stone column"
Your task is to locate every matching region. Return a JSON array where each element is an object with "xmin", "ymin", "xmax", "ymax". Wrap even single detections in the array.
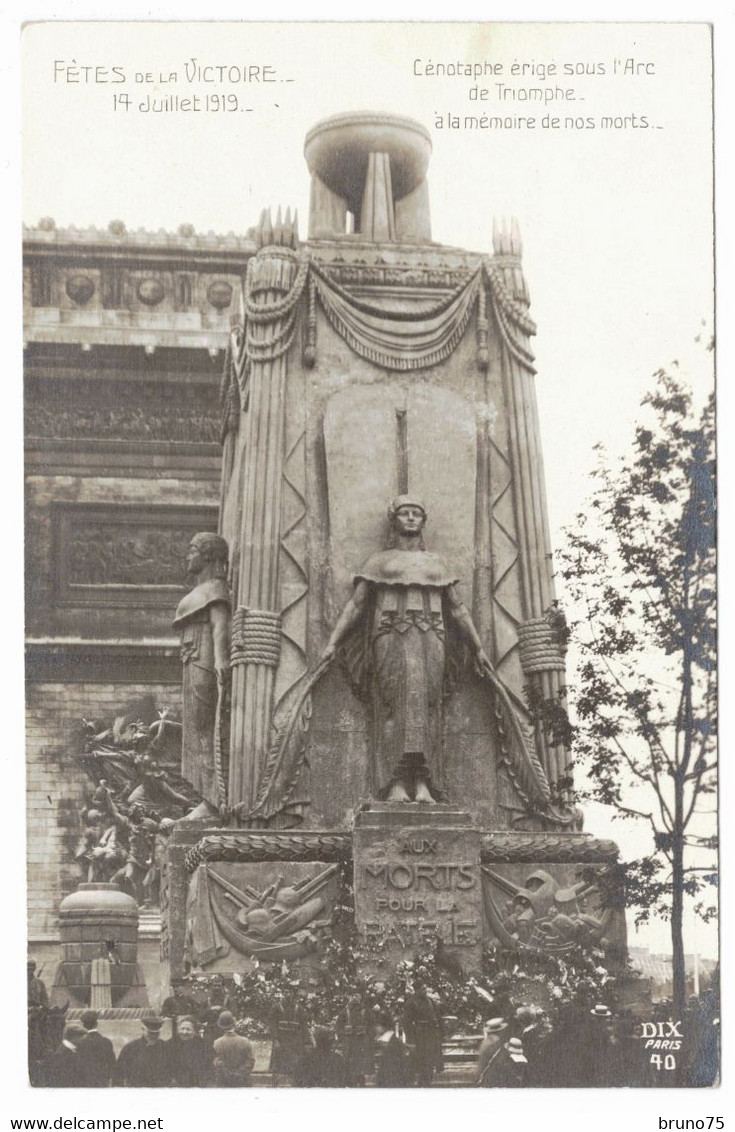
[
  {"xmin": 488, "ymin": 223, "xmax": 572, "ymax": 806},
  {"xmin": 229, "ymin": 239, "xmax": 306, "ymax": 814}
]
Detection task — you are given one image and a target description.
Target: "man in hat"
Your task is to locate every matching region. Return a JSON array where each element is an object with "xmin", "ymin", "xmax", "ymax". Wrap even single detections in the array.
[
  {"xmin": 78, "ymin": 1009, "xmax": 116, "ymax": 1087},
  {"xmin": 575, "ymin": 1003, "xmax": 616, "ymax": 1087},
  {"xmin": 115, "ymin": 1017, "xmax": 173, "ymax": 1087},
  {"xmin": 513, "ymin": 1005, "xmax": 553, "ymax": 1086},
  {"xmin": 45, "ymin": 1021, "xmax": 88, "ymax": 1088},
  {"xmin": 476, "ymin": 1018, "xmax": 508, "ymax": 1086},
  {"xmin": 212, "ymin": 1011, "xmax": 255, "ymax": 1087},
  {"xmin": 478, "ymin": 1036, "xmax": 528, "ymax": 1087}
]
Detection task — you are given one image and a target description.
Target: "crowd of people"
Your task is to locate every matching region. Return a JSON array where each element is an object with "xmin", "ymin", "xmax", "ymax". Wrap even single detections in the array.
[
  {"xmin": 29, "ymin": 958, "xmax": 719, "ymax": 1089},
  {"xmin": 31, "ymin": 976, "xmax": 447, "ymax": 1089}
]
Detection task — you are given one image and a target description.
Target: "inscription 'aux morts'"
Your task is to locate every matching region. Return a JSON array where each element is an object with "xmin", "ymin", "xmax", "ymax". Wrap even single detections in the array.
[
  {"xmin": 399, "ymin": 838, "xmax": 438, "ymax": 854},
  {"xmin": 364, "ymin": 861, "xmax": 478, "ymax": 889}
]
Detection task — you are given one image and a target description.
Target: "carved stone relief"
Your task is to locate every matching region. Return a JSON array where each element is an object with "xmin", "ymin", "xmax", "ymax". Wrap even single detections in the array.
[
  {"xmin": 54, "ymin": 506, "xmax": 218, "ymax": 606},
  {"xmin": 481, "ymin": 864, "xmax": 627, "ymax": 954},
  {"xmin": 184, "ymin": 862, "xmax": 340, "ymax": 971}
]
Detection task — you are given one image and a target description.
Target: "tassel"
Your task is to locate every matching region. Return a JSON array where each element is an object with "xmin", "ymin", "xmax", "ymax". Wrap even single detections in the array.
[
  {"xmin": 477, "ymin": 284, "xmax": 489, "ymax": 370},
  {"xmin": 303, "ymin": 275, "xmax": 317, "ymax": 367}
]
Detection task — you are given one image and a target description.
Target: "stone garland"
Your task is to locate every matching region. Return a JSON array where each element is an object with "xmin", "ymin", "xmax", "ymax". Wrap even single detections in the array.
[
  {"xmin": 309, "ymin": 261, "xmax": 483, "ymax": 373},
  {"xmin": 184, "ymin": 831, "xmax": 620, "ymax": 873},
  {"xmin": 231, "ymin": 252, "xmax": 539, "ymax": 382}
]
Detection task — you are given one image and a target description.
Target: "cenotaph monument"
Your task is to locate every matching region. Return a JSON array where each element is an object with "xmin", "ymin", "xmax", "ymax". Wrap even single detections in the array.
[{"xmin": 164, "ymin": 112, "xmax": 625, "ymax": 983}]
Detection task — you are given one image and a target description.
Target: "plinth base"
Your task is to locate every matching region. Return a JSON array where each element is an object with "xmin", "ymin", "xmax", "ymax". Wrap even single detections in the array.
[{"xmin": 353, "ymin": 805, "xmax": 483, "ymax": 976}]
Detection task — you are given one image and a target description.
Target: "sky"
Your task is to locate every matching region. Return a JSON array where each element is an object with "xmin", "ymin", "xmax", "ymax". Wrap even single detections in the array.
[{"xmin": 20, "ymin": 22, "xmax": 716, "ymax": 958}]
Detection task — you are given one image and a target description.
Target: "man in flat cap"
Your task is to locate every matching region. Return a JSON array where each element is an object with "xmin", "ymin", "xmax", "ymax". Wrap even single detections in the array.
[{"xmin": 115, "ymin": 1017, "xmax": 173, "ymax": 1087}]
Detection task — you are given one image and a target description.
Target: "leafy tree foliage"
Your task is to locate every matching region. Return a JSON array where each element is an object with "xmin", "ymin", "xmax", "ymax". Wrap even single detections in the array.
[{"xmin": 558, "ymin": 361, "xmax": 716, "ymax": 1016}]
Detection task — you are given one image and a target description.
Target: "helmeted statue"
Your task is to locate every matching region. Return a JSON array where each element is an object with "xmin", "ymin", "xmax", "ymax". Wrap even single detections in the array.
[
  {"xmin": 321, "ymin": 496, "xmax": 490, "ymax": 802},
  {"xmin": 173, "ymin": 533, "xmax": 231, "ymax": 819}
]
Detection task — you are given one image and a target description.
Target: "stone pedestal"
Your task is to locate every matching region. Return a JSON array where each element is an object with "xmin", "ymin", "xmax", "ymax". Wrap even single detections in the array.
[
  {"xmin": 353, "ymin": 805, "xmax": 483, "ymax": 975},
  {"xmin": 52, "ymin": 883, "xmax": 148, "ymax": 1007}
]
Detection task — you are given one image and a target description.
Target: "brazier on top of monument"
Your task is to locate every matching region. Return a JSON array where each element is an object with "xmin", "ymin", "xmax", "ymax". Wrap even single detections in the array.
[{"xmin": 164, "ymin": 110, "xmax": 626, "ymax": 984}]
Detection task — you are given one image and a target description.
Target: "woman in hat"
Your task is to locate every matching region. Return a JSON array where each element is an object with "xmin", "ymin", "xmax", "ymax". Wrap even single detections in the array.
[{"xmin": 321, "ymin": 496, "xmax": 491, "ymax": 803}]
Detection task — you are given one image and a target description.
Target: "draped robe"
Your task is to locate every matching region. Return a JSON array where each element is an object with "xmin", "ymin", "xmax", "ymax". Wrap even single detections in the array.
[
  {"xmin": 347, "ymin": 549, "xmax": 460, "ymax": 799},
  {"xmin": 173, "ymin": 578, "xmax": 230, "ymax": 807}
]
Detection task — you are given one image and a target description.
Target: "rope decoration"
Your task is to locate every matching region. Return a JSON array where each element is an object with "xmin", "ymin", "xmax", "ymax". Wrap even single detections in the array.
[
  {"xmin": 241, "ymin": 252, "xmax": 310, "ymax": 365},
  {"xmin": 517, "ymin": 617, "xmax": 567, "ymax": 674},
  {"xmin": 243, "ymin": 253, "xmax": 309, "ymax": 322},
  {"xmin": 230, "ymin": 607, "xmax": 282, "ymax": 668}
]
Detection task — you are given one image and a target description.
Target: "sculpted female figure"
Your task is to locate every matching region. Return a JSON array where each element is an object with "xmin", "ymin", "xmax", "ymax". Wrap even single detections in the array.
[
  {"xmin": 321, "ymin": 496, "xmax": 491, "ymax": 803},
  {"xmin": 173, "ymin": 533, "xmax": 231, "ymax": 818}
]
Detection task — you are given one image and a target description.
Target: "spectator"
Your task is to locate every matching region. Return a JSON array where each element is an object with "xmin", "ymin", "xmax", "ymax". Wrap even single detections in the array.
[
  {"xmin": 212, "ymin": 1011, "xmax": 255, "ymax": 1087},
  {"xmin": 172, "ymin": 1015, "xmax": 214, "ymax": 1087},
  {"xmin": 337, "ymin": 995, "xmax": 374, "ymax": 1086},
  {"xmin": 476, "ymin": 1018, "xmax": 508, "ymax": 1086},
  {"xmin": 479, "ymin": 1037, "xmax": 528, "ymax": 1087},
  {"xmin": 404, "ymin": 981, "xmax": 443, "ymax": 1086},
  {"xmin": 295, "ymin": 1026, "xmax": 346, "ymax": 1087},
  {"xmin": 514, "ymin": 1006, "xmax": 553, "ymax": 1087},
  {"xmin": 115, "ymin": 1017, "xmax": 173, "ymax": 1087},
  {"xmin": 269, "ymin": 991, "xmax": 310, "ymax": 1086},
  {"xmin": 78, "ymin": 1010, "xmax": 116, "ymax": 1087},
  {"xmin": 375, "ymin": 1032, "xmax": 413, "ymax": 1088},
  {"xmin": 577, "ymin": 1003, "xmax": 616, "ymax": 1087},
  {"xmin": 46, "ymin": 1022, "xmax": 88, "ymax": 1088}
]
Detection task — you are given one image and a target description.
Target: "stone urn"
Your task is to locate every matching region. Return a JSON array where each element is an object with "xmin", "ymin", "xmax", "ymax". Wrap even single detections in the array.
[{"xmin": 53, "ymin": 883, "xmax": 148, "ymax": 1007}]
